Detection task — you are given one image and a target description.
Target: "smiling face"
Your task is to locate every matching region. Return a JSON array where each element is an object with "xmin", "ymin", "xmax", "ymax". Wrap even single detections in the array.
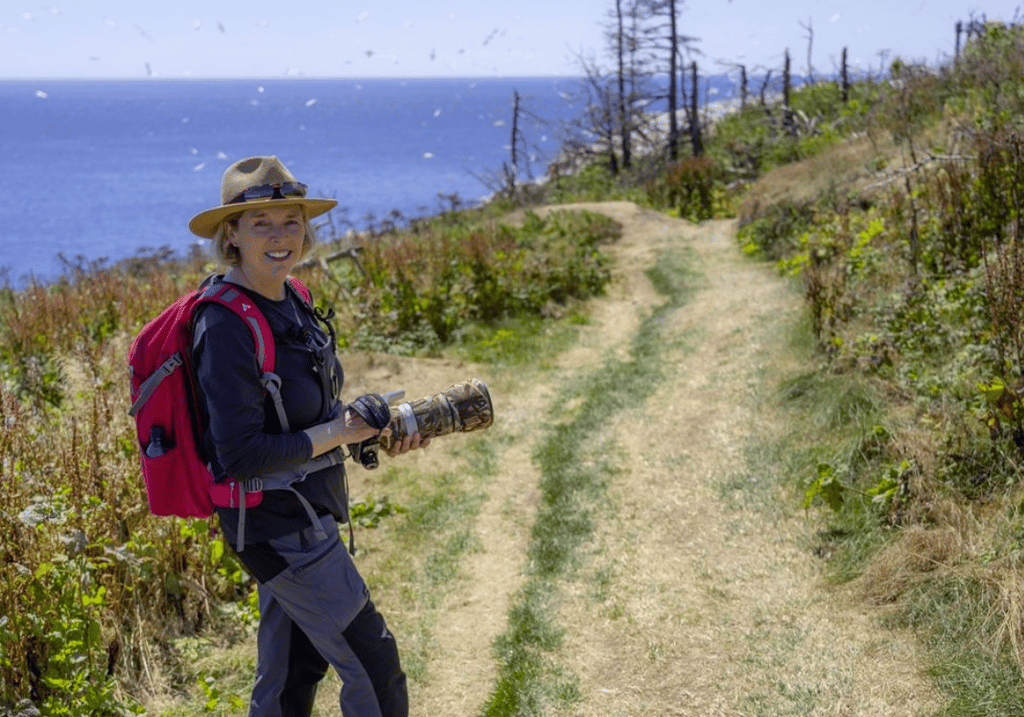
[{"xmin": 226, "ymin": 205, "xmax": 307, "ymax": 298}]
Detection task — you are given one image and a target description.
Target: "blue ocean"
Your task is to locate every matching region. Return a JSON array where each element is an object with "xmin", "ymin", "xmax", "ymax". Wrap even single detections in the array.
[{"xmin": 0, "ymin": 77, "xmax": 589, "ymax": 285}]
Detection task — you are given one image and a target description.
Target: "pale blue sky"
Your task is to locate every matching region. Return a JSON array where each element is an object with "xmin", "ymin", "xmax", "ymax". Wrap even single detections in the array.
[{"xmin": 2, "ymin": 0, "xmax": 1019, "ymax": 79}]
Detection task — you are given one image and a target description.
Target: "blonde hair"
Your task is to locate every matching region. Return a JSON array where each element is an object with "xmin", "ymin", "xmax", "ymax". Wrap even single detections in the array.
[{"xmin": 211, "ymin": 208, "xmax": 320, "ymax": 266}]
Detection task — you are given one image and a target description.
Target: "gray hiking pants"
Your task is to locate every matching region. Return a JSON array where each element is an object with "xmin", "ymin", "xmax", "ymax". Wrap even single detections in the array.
[{"xmin": 248, "ymin": 515, "xmax": 407, "ymax": 717}]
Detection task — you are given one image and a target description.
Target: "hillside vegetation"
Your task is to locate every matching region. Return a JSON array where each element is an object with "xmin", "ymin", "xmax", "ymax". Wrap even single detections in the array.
[
  {"xmin": 3, "ymin": 20, "xmax": 1024, "ymax": 716},
  {"xmin": 726, "ymin": 24, "xmax": 1024, "ymax": 714}
]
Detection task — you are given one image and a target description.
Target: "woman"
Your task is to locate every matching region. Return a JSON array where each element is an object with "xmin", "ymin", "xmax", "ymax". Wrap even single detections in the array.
[{"xmin": 188, "ymin": 155, "xmax": 423, "ymax": 717}]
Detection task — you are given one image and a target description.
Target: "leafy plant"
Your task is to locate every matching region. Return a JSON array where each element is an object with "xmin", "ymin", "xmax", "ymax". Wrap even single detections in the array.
[
  {"xmin": 197, "ymin": 671, "xmax": 244, "ymax": 713},
  {"xmin": 11, "ymin": 557, "xmax": 143, "ymax": 716},
  {"xmin": 349, "ymin": 496, "xmax": 408, "ymax": 529},
  {"xmin": 646, "ymin": 156, "xmax": 716, "ymax": 221},
  {"xmin": 805, "ymin": 462, "xmax": 847, "ymax": 512},
  {"xmin": 738, "ymin": 200, "xmax": 817, "ymax": 261}
]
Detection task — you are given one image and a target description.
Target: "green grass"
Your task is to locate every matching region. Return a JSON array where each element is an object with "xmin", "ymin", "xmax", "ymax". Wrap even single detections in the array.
[
  {"xmin": 455, "ymin": 313, "xmax": 588, "ymax": 367},
  {"xmin": 357, "ymin": 462, "xmax": 489, "ymax": 685},
  {"xmin": 879, "ymin": 573, "xmax": 1024, "ymax": 717}
]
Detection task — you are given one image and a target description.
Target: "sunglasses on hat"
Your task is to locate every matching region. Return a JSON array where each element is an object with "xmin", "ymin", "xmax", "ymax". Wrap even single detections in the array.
[{"xmin": 228, "ymin": 181, "xmax": 308, "ymax": 205}]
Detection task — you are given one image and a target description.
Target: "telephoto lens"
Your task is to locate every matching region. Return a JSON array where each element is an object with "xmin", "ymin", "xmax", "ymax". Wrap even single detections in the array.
[{"xmin": 380, "ymin": 378, "xmax": 493, "ymax": 449}]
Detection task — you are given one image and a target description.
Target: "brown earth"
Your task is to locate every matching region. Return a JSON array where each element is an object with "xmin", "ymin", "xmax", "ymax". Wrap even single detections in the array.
[{"xmin": 328, "ymin": 201, "xmax": 940, "ymax": 716}]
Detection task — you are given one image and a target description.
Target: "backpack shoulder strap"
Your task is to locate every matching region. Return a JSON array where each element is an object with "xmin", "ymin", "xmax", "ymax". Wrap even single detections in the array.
[
  {"xmin": 285, "ymin": 276, "xmax": 313, "ymax": 309},
  {"xmin": 197, "ymin": 281, "xmax": 293, "ymax": 434},
  {"xmin": 198, "ymin": 281, "xmax": 277, "ymax": 374}
]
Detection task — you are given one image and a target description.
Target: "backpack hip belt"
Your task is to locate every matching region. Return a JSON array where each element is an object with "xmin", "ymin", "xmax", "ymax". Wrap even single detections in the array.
[{"xmin": 221, "ymin": 448, "xmax": 345, "ymax": 553}]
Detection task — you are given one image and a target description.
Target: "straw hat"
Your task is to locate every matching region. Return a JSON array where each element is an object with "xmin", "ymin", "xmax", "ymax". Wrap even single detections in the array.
[{"xmin": 188, "ymin": 156, "xmax": 338, "ymax": 238}]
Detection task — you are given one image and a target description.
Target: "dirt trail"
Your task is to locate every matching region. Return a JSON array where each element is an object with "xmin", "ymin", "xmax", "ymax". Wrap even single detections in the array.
[
  {"xmin": 348, "ymin": 202, "xmax": 941, "ymax": 716},
  {"xmin": 537, "ymin": 203, "xmax": 939, "ymax": 716}
]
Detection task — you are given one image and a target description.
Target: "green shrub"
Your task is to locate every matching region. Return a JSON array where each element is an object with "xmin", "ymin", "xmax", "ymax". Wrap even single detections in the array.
[
  {"xmin": 646, "ymin": 156, "xmax": 715, "ymax": 221},
  {"xmin": 347, "ymin": 210, "xmax": 619, "ymax": 354},
  {"xmin": 738, "ymin": 200, "xmax": 817, "ymax": 260}
]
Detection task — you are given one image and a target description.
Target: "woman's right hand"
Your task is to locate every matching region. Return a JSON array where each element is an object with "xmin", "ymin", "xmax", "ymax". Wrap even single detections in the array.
[{"xmin": 385, "ymin": 431, "xmax": 430, "ymax": 457}]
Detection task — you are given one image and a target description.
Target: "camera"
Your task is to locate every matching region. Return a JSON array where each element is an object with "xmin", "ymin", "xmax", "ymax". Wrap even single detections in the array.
[{"xmin": 349, "ymin": 378, "xmax": 494, "ymax": 469}]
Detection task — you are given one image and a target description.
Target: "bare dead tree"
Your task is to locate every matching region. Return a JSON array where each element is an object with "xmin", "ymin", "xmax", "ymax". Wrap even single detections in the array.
[
  {"xmin": 562, "ymin": 0, "xmax": 696, "ymax": 173},
  {"xmin": 560, "ymin": 50, "xmax": 623, "ymax": 174},
  {"xmin": 612, "ymin": 0, "xmax": 647, "ymax": 169},
  {"xmin": 759, "ymin": 69, "xmax": 774, "ymax": 117},
  {"xmin": 783, "ymin": 49, "xmax": 795, "ymax": 136},
  {"xmin": 471, "ymin": 89, "xmax": 550, "ymax": 200},
  {"xmin": 739, "ymin": 63, "xmax": 749, "ymax": 109},
  {"xmin": 504, "ymin": 90, "xmax": 549, "ymax": 197},
  {"xmin": 800, "ymin": 17, "xmax": 815, "ymax": 84},
  {"xmin": 614, "ymin": 0, "xmax": 631, "ymax": 169},
  {"xmin": 638, "ymin": 0, "xmax": 699, "ymax": 161},
  {"xmin": 689, "ymin": 62, "xmax": 704, "ymax": 156},
  {"xmin": 876, "ymin": 49, "xmax": 891, "ymax": 81},
  {"xmin": 665, "ymin": 0, "xmax": 681, "ymax": 160},
  {"xmin": 559, "ymin": 0, "xmax": 655, "ymax": 175},
  {"xmin": 841, "ymin": 47, "xmax": 850, "ymax": 102},
  {"xmin": 719, "ymin": 61, "xmax": 749, "ymax": 111},
  {"xmin": 505, "ymin": 90, "xmax": 523, "ymax": 195}
]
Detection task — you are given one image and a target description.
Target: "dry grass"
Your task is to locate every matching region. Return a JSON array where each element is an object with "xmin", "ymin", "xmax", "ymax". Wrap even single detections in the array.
[
  {"xmin": 738, "ymin": 132, "xmax": 899, "ymax": 224},
  {"xmin": 852, "ymin": 524, "xmax": 968, "ymax": 605}
]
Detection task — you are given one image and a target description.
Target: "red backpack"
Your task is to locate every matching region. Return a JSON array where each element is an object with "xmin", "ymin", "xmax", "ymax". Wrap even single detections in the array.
[{"xmin": 127, "ymin": 277, "xmax": 310, "ymax": 518}]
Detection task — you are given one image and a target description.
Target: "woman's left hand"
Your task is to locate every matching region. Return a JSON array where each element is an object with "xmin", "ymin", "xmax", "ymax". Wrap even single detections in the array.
[{"xmin": 385, "ymin": 431, "xmax": 430, "ymax": 457}]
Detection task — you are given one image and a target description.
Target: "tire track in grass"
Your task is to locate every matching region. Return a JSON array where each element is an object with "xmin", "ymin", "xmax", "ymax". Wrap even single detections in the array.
[{"xmin": 479, "ymin": 248, "xmax": 696, "ymax": 717}]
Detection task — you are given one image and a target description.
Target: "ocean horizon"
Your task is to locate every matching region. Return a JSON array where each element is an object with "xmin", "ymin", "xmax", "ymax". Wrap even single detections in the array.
[
  {"xmin": 0, "ymin": 76, "xmax": 598, "ymax": 286},
  {"xmin": 2, "ymin": 72, "xmax": 756, "ymax": 287}
]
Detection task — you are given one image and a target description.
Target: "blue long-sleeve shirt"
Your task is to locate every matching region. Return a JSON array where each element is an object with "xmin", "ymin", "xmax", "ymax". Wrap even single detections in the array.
[{"xmin": 191, "ymin": 281, "xmax": 348, "ymax": 580}]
